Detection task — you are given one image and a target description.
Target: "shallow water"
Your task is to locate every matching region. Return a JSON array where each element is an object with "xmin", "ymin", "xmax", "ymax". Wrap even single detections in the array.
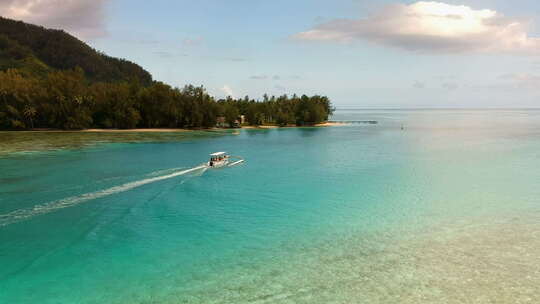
[
  {"xmin": 0, "ymin": 109, "xmax": 539, "ymax": 303},
  {"xmin": 0, "ymin": 130, "xmax": 228, "ymax": 156}
]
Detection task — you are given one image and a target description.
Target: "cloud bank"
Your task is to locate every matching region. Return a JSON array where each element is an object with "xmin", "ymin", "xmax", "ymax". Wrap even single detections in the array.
[
  {"xmin": 413, "ymin": 81, "xmax": 425, "ymax": 89},
  {"xmin": 294, "ymin": 1, "xmax": 540, "ymax": 54},
  {"xmin": 498, "ymin": 73, "xmax": 540, "ymax": 89},
  {"xmin": 181, "ymin": 36, "xmax": 203, "ymax": 47},
  {"xmin": 221, "ymin": 85, "xmax": 235, "ymax": 98},
  {"xmin": 0, "ymin": 0, "xmax": 108, "ymax": 39}
]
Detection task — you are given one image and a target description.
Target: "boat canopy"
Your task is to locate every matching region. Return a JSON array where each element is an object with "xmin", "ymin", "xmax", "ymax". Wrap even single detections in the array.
[{"xmin": 210, "ymin": 152, "xmax": 227, "ymax": 157}]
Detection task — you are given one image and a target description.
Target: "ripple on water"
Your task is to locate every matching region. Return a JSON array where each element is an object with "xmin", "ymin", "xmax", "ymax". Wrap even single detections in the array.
[{"xmin": 167, "ymin": 212, "xmax": 540, "ymax": 304}]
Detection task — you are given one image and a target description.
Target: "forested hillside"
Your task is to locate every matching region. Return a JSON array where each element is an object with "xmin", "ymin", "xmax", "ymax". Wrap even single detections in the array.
[
  {"xmin": 0, "ymin": 17, "xmax": 333, "ymax": 130},
  {"xmin": 0, "ymin": 17, "xmax": 152, "ymax": 84}
]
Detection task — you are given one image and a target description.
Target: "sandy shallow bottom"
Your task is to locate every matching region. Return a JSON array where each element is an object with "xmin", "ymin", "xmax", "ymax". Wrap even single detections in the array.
[
  {"xmin": 0, "ymin": 124, "xmax": 343, "ymax": 155},
  {"xmin": 0, "ymin": 130, "xmax": 226, "ymax": 156},
  {"xmin": 171, "ymin": 212, "xmax": 540, "ymax": 304},
  {"xmin": 82, "ymin": 128, "xmax": 194, "ymax": 132}
]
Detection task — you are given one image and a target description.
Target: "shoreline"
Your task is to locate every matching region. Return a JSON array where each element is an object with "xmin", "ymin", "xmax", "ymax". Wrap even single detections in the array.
[
  {"xmin": 235, "ymin": 121, "xmax": 346, "ymax": 129},
  {"xmin": 2, "ymin": 122, "xmax": 346, "ymax": 133}
]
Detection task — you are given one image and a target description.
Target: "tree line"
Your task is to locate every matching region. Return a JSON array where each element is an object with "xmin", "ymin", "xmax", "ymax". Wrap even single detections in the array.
[{"xmin": 0, "ymin": 68, "xmax": 334, "ymax": 130}]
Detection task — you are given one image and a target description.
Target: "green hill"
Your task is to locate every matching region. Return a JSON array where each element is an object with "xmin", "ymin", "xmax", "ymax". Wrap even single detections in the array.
[{"xmin": 0, "ymin": 17, "xmax": 152, "ymax": 84}]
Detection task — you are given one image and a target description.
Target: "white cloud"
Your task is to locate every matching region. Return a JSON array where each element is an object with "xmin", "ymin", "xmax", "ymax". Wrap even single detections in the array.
[
  {"xmin": 250, "ymin": 75, "xmax": 269, "ymax": 80},
  {"xmin": 153, "ymin": 51, "xmax": 173, "ymax": 58},
  {"xmin": 498, "ymin": 73, "xmax": 540, "ymax": 89},
  {"xmin": 181, "ymin": 36, "xmax": 203, "ymax": 47},
  {"xmin": 249, "ymin": 75, "xmax": 283, "ymax": 80},
  {"xmin": 221, "ymin": 85, "xmax": 235, "ymax": 98},
  {"xmin": 274, "ymin": 85, "xmax": 287, "ymax": 91},
  {"xmin": 294, "ymin": 1, "xmax": 540, "ymax": 54},
  {"xmin": 222, "ymin": 57, "xmax": 247, "ymax": 62},
  {"xmin": 0, "ymin": 0, "xmax": 108, "ymax": 39},
  {"xmin": 442, "ymin": 82, "xmax": 459, "ymax": 90},
  {"xmin": 413, "ymin": 81, "xmax": 425, "ymax": 89}
]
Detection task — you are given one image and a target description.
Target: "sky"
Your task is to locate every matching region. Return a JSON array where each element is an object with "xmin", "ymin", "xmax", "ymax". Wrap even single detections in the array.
[{"xmin": 1, "ymin": 0, "xmax": 540, "ymax": 108}]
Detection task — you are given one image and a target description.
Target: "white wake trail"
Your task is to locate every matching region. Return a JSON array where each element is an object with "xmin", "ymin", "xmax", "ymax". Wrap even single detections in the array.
[{"xmin": 0, "ymin": 165, "xmax": 206, "ymax": 227}]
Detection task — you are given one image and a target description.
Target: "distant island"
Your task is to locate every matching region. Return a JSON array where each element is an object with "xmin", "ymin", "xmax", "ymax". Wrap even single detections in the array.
[{"xmin": 0, "ymin": 17, "xmax": 334, "ymax": 131}]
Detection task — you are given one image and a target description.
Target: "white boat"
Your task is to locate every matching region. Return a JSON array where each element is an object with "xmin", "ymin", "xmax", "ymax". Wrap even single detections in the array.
[
  {"xmin": 207, "ymin": 152, "xmax": 244, "ymax": 168},
  {"xmin": 208, "ymin": 152, "xmax": 229, "ymax": 168}
]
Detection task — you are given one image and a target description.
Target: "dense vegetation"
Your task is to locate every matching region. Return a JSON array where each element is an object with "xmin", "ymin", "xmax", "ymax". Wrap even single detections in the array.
[
  {"xmin": 0, "ymin": 17, "xmax": 151, "ymax": 84},
  {"xmin": 0, "ymin": 17, "xmax": 333, "ymax": 130}
]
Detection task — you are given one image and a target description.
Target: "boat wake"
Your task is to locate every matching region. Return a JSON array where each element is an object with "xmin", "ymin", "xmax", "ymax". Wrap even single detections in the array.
[
  {"xmin": 0, "ymin": 165, "xmax": 207, "ymax": 227},
  {"xmin": 228, "ymin": 159, "xmax": 245, "ymax": 167}
]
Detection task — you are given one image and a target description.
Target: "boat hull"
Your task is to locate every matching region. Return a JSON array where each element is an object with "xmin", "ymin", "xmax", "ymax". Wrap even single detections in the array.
[{"xmin": 207, "ymin": 160, "xmax": 228, "ymax": 168}]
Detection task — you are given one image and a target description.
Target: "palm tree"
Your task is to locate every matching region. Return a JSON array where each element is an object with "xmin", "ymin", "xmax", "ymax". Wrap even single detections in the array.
[{"xmin": 23, "ymin": 105, "xmax": 37, "ymax": 129}]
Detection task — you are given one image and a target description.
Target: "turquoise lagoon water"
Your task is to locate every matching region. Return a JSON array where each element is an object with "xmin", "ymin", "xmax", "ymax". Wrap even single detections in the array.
[{"xmin": 1, "ymin": 109, "xmax": 539, "ymax": 303}]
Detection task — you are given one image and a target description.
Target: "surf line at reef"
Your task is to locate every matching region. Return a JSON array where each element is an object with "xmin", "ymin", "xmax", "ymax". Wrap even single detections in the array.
[{"xmin": 0, "ymin": 165, "xmax": 207, "ymax": 227}]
